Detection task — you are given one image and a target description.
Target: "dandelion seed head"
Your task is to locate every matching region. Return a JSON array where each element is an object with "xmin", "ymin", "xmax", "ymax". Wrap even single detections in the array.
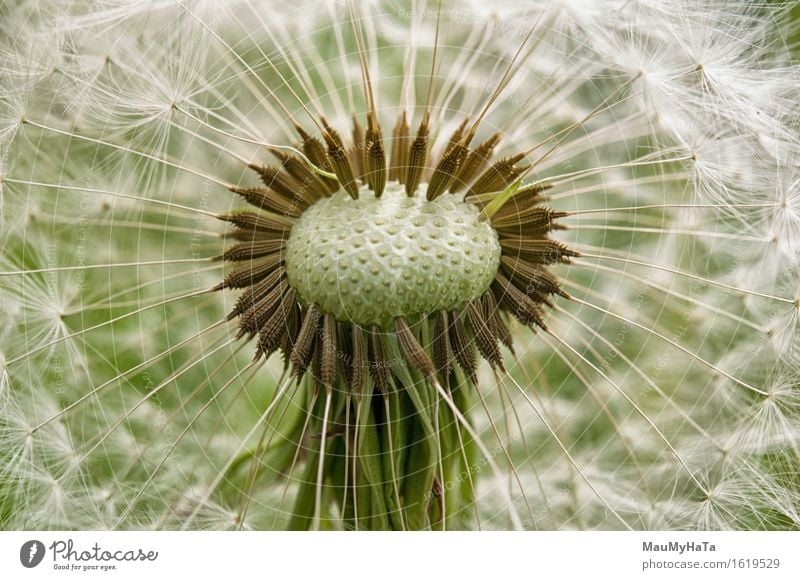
[{"xmin": 285, "ymin": 183, "xmax": 501, "ymax": 327}]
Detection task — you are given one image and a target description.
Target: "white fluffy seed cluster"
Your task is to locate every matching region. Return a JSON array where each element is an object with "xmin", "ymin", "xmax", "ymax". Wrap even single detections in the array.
[{"xmin": 285, "ymin": 182, "xmax": 501, "ymax": 328}]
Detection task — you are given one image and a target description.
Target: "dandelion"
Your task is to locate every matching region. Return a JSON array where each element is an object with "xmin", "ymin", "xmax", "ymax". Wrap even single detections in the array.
[{"xmin": 1, "ymin": 0, "xmax": 799, "ymax": 531}]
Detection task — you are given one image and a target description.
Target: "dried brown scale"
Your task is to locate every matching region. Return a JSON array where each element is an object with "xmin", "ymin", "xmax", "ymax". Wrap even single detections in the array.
[
  {"xmin": 228, "ymin": 184, "xmax": 304, "ymax": 218},
  {"xmin": 311, "ymin": 337, "xmax": 323, "ymax": 388},
  {"xmin": 248, "ymin": 163, "xmax": 306, "ymax": 200},
  {"xmin": 351, "ymin": 116, "xmax": 365, "ymax": 179},
  {"xmin": 499, "ymin": 237, "xmax": 579, "ymax": 265},
  {"xmin": 321, "ymin": 313, "xmax": 337, "ymax": 389},
  {"xmin": 237, "ymin": 278, "xmax": 290, "ymax": 337},
  {"xmin": 326, "ymin": 147, "xmax": 359, "ymax": 200},
  {"xmin": 492, "ymin": 220, "xmax": 567, "ymax": 239},
  {"xmin": 216, "ymin": 239, "xmax": 285, "ymax": 262},
  {"xmin": 509, "ymin": 281, "xmax": 553, "ymax": 309},
  {"xmin": 450, "ymin": 133, "xmax": 501, "ymax": 193},
  {"xmin": 217, "ymin": 211, "xmax": 293, "ymax": 234},
  {"xmin": 389, "ymin": 112, "xmax": 409, "ymax": 183},
  {"xmin": 468, "ymin": 152, "xmax": 527, "ymax": 196},
  {"xmin": 255, "ymin": 287, "xmax": 297, "ymax": 359},
  {"xmin": 322, "ymin": 120, "xmax": 360, "ymax": 200},
  {"xmin": 433, "ymin": 310, "xmax": 452, "ymax": 384},
  {"xmin": 446, "ymin": 119, "xmax": 469, "ymax": 152},
  {"xmin": 227, "ymin": 228, "xmax": 285, "ymax": 242},
  {"xmin": 350, "ymin": 324, "xmax": 368, "ymax": 393},
  {"xmin": 448, "ymin": 312, "xmax": 478, "ymax": 384},
  {"xmin": 465, "ymin": 300, "xmax": 503, "ymax": 370},
  {"xmin": 368, "ymin": 326, "xmax": 390, "ymax": 393},
  {"xmin": 294, "ymin": 126, "xmax": 339, "ymax": 195},
  {"xmin": 491, "ymin": 272, "xmax": 547, "ymax": 330},
  {"xmin": 268, "ymin": 148, "xmax": 329, "ymax": 204},
  {"xmin": 405, "ymin": 125, "xmax": 429, "ymax": 197},
  {"xmin": 295, "ymin": 125, "xmax": 332, "ymax": 170},
  {"xmin": 426, "ymin": 142, "xmax": 469, "ymax": 201},
  {"xmin": 492, "ymin": 204, "xmax": 566, "ymax": 230},
  {"xmin": 290, "ymin": 304, "xmax": 321, "ymax": 379},
  {"xmin": 248, "ymin": 163, "xmax": 305, "ymax": 199},
  {"xmin": 277, "ymin": 302, "xmax": 302, "ymax": 370},
  {"xmin": 500, "ymin": 256, "xmax": 570, "ymax": 299},
  {"xmin": 217, "ymin": 253, "xmax": 284, "ymax": 290},
  {"xmin": 367, "ymin": 140, "xmax": 387, "ymax": 197},
  {"xmin": 516, "ymin": 182, "xmax": 553, "ymax": 197},
  {"xmin": 365, "ymin": 125, "xmax": 387, "ymax": 197},
  {"xmin": 227, "ymin": 266, "xmax": 286, "ymax": 319},
  {"xmin": 337, "ymin": 322, "xmax": 354, "ymax": 388},
  {"xmin": 483, "ymin": 290, "xmax": 514, "ymax": 353},
  {"xmin": 395, "ymin": 316, "xmax": 436, "ymax": 379}
]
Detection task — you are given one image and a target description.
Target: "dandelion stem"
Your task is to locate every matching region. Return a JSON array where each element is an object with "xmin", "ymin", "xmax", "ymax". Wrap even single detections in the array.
[
  {"xmin": 575, "ymin": 250, "xmax": 796, "ymax": 304},
  {"xmin": 501, "ymin": 370, "xmax": 633, "ymax": 530},
  {"xmin": 543, "ymin": 329, "xmax": 709, "ymax": 493},
  {"xmin": 78, "ymin": 336, "xmax": 239, "ymax": 463},
  {"xmin": 550, "ymin": 173, "xmax": 691, "ymax": 200},
  {"xmin": 566, "ymin": 292, "xmax": 769, "ymax": 396},
  {"xmin": 181, "ymin": 375, "xmax": 297, "ymax": 530},
  {"xmin": 383, "ymin": 395, "xmax": 407, "ymax": 531},
  {"xmin": 545, "ymin": 155, "xmax": 693, "ymax": 186},
  {"xmin": 552, "ymin": 305, "xmax": 719, "ymax": 446},
  {"xmin": 431, "ymin": 379, "xmax": 524, "ymax": 530},
  {"xmin": 176, "ymin": 0, "xmax": 318, "ymax": 132},
  {"xmin": 473, "ymin": 381, "xmax": 535, "ymax": 523},
  {"xmin": 444, "ymin": 380, "xmax": 482, "ymax": 530},
  {"xmin": 114, "ymin": 356, "xmax": 259, "ymax": 528},
  {"xmin": 19, "ymin": 120, "xmax": 235, "ymax": 189},
  {"xmin": 174, "ymin": 105, "xmax": 338, "ymax": 179},
  {"xmin": 566, "ymin": 202, "xmax": 780, "ymax": 214},
  {"xmin": 5, "ymin": 288, "xmax": 213, "ymax": 367},
  {"xmin": 311, "ymin": 387, "xmax": 333, "ymax": 531},
  {"xmin": 4, "ymin": 178, "xmax": 218, "ymax": 217},
  {"xmin": 579, "ymin": 261, "xmax": 763, "ymax": 332},
  {"xmin": 523, "ymin": 74, "xmax": 643, "ymax": 169},
  {"xmin": 569, "ymin": 223, "xmax": 768, "ymax": 242},
  {"xmin": 0, "ymin": 258, "xmax": 215, "ymax": 277},
  {"xmin": 272, "ymin": 388, "xmax": 319, "ymax": 530}
]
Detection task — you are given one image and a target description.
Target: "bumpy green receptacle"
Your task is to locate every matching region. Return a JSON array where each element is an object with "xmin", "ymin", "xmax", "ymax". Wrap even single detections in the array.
[{"xmin": 285, "ymin": 182, "xmax": 501, "ymax": 328}]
